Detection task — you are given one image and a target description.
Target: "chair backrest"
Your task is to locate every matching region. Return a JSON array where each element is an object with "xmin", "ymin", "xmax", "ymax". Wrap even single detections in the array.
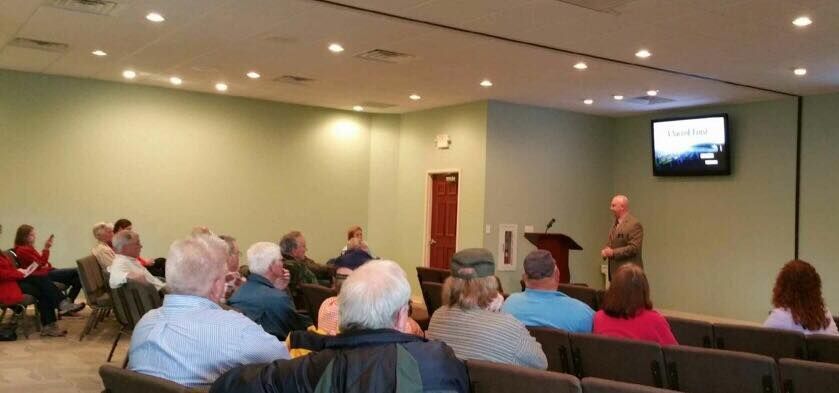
[
  {"xmin": 662, "ymin": 345, "xmax": 779, "ymax": 393},
  {"xmin": 713, "ymin": 323, "xmax": 807, "ymax": 359},
  {"xmin": 111, "ymin": 281, "xmax": 162, "ymax": 330},
  {"xmin": 581, "ymin": 377, "xmax": 680, "ymax": 393},
  {"xmin": 77, "ymin": 254, "xmax": 109, "ymax": 304},
  {"xmin": 665, "ymin": 316, "xmax": 713, "ymax": 348},
  {"xmin": 420, "ymin": 281, "xmax": 444, "ymax": 317},
  {"xmin": 100, "ymin": 364, "xmax": 192, "ymax": 393},
  {"xmin": 805, "ymin": 334, "xmax": 839, "ymax": 364},
  {"xmin": 569, "ymin": 333, "xmax": 666, "ymax": 388},
  {"xmin": 466, "ymin": 359, "xmax": 581, "ymax": 393},
  {"xmin": 416, "ymin": 266, "xmax": 450, "ymax": 284},
  {"xmin": 527, "ymin": 326, "xmax": 575, "ymax": 374},
  {"xmin": 3, "ymin": 249, "xmax": 20, "ymax": 267},
  {"xmin": 558, "ymin": 284, "xmax": 600, "ymax": 310},
  {"xmin": 298, "ymin": 283, "xmax": 338, "ymax": 326},
  {"xmin": 778, "ymin": 357, "xmax": 839, "ymax": 393}
]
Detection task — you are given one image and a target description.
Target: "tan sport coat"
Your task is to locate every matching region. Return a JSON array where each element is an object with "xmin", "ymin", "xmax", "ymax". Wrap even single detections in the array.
[{"xmin": 606, "ymin": 213, "xmax": 644, "ymax": 279}]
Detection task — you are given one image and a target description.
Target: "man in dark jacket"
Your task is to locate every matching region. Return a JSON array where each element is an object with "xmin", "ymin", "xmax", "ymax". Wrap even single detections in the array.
[{"xmin": 211, "ymin": 260, "xmax": 469, "ymax": 393}]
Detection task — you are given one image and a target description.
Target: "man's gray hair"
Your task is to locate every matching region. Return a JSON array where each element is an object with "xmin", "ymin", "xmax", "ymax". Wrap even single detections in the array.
[
  {"xmin": 279, "ymin": 230, "xmax": 302, "ymax": 256},
  {"xmin": 165, "ymin": 235, "xmax": 228, "ymax": 297},
  {"xmin": 339, "ymin": 260, "xmax": 410, "ymax": 331},
  {"xmin": 523, "ymin": 250, "xmax": 556, "ymax": 280},
  {"xmin": 92, "ymin": 222, "xmax": 113, "ymax": 239},
  {"xmin": 113, "ymin": 230, "xmax": 139, "ymax": 253},
  {"xmin": 247, "ymin": 242, "xmax": 280, "ymax": 276}
]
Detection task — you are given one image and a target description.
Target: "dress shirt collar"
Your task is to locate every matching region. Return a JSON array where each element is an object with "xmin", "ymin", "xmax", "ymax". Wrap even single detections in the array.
[
  {"xmin": 246, "ymin": 273, "xmax": 276, "ymax": 289},
  {"xmin": 162, "ymin": 294, "xmax": 222, "ymax": 311},
  {"xmin": 524, "ymin": 288, "xmax": 570, "ymax": 298}
]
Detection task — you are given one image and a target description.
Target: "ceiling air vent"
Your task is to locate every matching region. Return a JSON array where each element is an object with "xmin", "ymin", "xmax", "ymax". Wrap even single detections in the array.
[
  {"xmin": 554, "ymin": 0, "xmax": 637, "ymax": 14},
  {"xmin": 355, "ymin": 49, "xmax": 416, "ymax": 64},
  {"xmin": 46, "ymin": 0, "xmax": 121, "ymax": 16},
  {"xmin": 627, "ymin": 95, "xmax": 675, "ymax": 105},
  {"xmin": 273, "ymin": 75, "xmax": 316, "ymax": 85},
  {"xmin": 359, "ymin": 101, "xmax": 397, "ymax": 110},
  {"xmin": 8, "ymin": 37, "xmax": 69, "ymax": 53}
]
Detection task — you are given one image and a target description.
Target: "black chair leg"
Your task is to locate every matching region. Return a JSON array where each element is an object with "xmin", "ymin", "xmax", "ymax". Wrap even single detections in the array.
[
  {"xmin": 122, "ymin": 354, "xmax": 129, "ymax": 369},
  {"xmin": 107, "ymin": 330, "xmax": 122, "ymax": 362}
]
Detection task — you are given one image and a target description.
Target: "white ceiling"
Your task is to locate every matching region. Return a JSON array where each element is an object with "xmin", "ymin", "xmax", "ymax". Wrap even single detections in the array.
[{"xmin": 0, "ymin": 0, "xmax": 836, "ymax": 116}]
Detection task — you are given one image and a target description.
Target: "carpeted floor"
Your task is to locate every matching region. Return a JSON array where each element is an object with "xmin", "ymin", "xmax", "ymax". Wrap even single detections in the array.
[{"xmin": 0, "ymin": 304, "xmax": 127, "ymax": 393}]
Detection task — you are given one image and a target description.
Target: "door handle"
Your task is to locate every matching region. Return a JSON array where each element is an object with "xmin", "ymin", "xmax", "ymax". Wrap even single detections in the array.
[{"xmin": 429, "ymin": 238, "xmax": 437, "ymax": 245}]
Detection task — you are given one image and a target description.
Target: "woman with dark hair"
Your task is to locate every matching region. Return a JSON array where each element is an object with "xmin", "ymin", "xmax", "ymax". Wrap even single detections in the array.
[
  {"xmin": 13, "ymin": 224, "xmax": 85, "ymax": 315},
  {"xmin": 764, "ymin": 260, "xmax": 838, "ymax": 335},
  {"xmin": 2, "ymin": 224, "xmax": 69, "ymax": 336},
  {"xmin": 593, "ymin": 264, "xmax": 677, "ymax": 345},
  {"xmin": 113, "ymin": 218, "xmax": 133, "ymax": 234}
]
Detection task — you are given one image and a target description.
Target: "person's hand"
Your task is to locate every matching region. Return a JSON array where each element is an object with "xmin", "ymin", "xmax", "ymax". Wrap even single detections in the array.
[
  {"xmin": 16, "ymin": 268, "xmax": 28, "ymax": 276},
  {"xmin": 274, "ymin": 268, "xmax": 291, "ymax": 290},
  {"xmin": 600, "ymin": 247, "xmax": 614, "ymax": 258},
  {"xmin": 44, "ymin": 234, "xmax": 55, "ymax": 249}
]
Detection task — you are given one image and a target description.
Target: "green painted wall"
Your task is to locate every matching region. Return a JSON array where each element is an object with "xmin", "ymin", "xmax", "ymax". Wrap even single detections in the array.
[
  {"xmin": 0, "ymin": 70, "xmax": 372, "ymax": 266},
  {"xmin": 800, "ymin": 93, "xmax": 839, "ymax": 312},
  {"xmin": 483, "ymin": 101, "xmax": 615, "ymax": 293},
  {"xmin": 612, "ymin": 98, "xmax": 799, "ymax": 322}
]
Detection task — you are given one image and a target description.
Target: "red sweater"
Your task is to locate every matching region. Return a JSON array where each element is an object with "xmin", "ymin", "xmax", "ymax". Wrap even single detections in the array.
[
  {"xmin": 13, "ymin": 245, "xmax": 53, "ymax": 277},
  {"xmin": 0, "ymin": 253, "xmax": 25, "ymax": 305},
  {"xmin": 593, "ymin": 309, "xmax": 678, "ymax": 346}
]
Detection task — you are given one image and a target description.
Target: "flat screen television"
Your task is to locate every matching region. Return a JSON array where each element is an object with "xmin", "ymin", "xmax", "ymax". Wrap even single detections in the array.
[{"xmin": 651, "ymin": 113, "xmax": 730, "ymax": 176}]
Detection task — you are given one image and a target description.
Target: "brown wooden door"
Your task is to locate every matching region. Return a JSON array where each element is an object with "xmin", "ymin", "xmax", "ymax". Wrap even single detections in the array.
[{"xmin": 429, "ymin": 173, "xmax": 458, "ymax": 269}]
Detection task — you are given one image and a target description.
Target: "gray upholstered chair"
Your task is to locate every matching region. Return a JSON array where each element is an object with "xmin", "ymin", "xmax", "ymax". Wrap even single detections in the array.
[
  {"xmin": 77, "ymin": 254, "xmax": 113, "ymax": 340},
  {"xmin": 419, "ymin": 281, "xmax": 444, "ymax": 318},
  {"xmin": 713, "ymin": 322, "xmax": 806, "ymax": 359},
  {"xmin": 665, "ymin": 316, "xmax": 713, "ymax": 348},
  {"xmin": 527, "ymin": 326, "xmax": 575, "ymax": 374},
  {"xmin": 662, "ymin": 345, "xmax": 779, "ymax": 393},
  {"xmin": 466, "ymin": 359, "xmax": 581, "ymax": 393},
  {"xmin": 805, "ymin": 333, "xmax": 839, "ymax": 364},
  {"xmin": 779, "ymin": 357, "xmax": 839, "ymax": 393},
  {"xmin": 298, "ymin": 283, "xmax": 337, "ymax": 326},
  {"xmin": 570, "ymin": 333, "xmax": 667, "ymax": 388},
  {"xmin": 109, "ymin": 280, "xmax": 162, "ymax": 366},
  {"xmin": 581, "ymin": 377, "xmax": 680, "ymax": 393}
]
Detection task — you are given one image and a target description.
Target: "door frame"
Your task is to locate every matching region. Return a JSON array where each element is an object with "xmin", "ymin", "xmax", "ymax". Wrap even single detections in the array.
[{"xmin": 422, "ymin": 169, "xmax": 462, "ymax": 268}]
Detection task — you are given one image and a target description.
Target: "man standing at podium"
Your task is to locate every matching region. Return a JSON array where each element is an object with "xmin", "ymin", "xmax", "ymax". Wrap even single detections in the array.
[{"xmin": 600, "ymin": 195, "xmax": 643, "ymax": 279}]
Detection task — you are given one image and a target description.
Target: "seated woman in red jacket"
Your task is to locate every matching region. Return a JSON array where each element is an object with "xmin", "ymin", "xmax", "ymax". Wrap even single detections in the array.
[
  {"xmin": 593, "ymin": 264, "xmax": 678, "ymax": 346},
  {"xmin": 13, "ymin": 224, "xmax": 85, "ymax": 314},
  {"xmin": 0, "ymin": 224, "xmax": 67, "ymax": 336}
]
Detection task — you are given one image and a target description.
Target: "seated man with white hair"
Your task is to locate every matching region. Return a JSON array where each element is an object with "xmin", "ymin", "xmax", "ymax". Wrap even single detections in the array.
[
  {"xmin": 90, "ymin": 222, "xmax": 115, "ymax": 269},
  {"xmin": 108, "ymin": 230, "xmax": 165, "ymax": 291},
  {"xmin": 128, "ymin": 235, "xmax": 289, "ymax": 388},
  {"xmin": 211, "ymin": 260, "xmax": 469, "ymax": 393},
  {"xmin": 228, "ymin": 242, "xmax": 312, "ymax": 339}
]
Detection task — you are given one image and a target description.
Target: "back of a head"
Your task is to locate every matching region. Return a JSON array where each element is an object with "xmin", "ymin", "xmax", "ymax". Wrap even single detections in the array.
[
  {"xmin": 246, "ymin": 242, "xmax": 280, "ymax": 276},
  {"xmin": 92, "ymin": 222, "xmax": 113, "ymax": 239},
  {"xmin": 112, "ymin": 230, "xmax": 138, "ymax": 253},
  {"xmin": 601, "ymin": 264, "xmax": 651, "ymax": 318},
  {"xmin": 773, "ymin": 259, "xmax": 828, "ymax": 331},
  {"xmin": 165, "ymin": 235, "xmax": 229, "ymax": 298},
  {"xmin": 113, "ymin": 218, "xmax": 132, "ymax": 233},
  {"xmin": 443, "ymin": 248, "xmax": 498, "ymax": 310},
  {"xmin": 339, "ymin": 260, "xmax": 410, "ymax": 331},
  {"xmin": 523, "ymin": 250, "xmax": 557, "ymax": 281}
]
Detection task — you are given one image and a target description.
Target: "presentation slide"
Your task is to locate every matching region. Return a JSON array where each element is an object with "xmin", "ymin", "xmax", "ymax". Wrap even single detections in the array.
[{"xmin": 652, "ymin": 115, "xmax": 729, "ymax": 175}]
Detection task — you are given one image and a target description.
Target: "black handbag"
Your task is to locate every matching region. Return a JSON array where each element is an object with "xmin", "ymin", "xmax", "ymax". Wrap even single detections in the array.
[{"xmin": 0, "ymin": 323, "xmax": 17, "ymax": 341}]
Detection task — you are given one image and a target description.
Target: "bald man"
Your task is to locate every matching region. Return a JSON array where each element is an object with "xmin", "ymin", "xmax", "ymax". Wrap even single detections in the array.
[{"xmin": 600, "ymin": 195, "xmax": 644, "ymax": 279}]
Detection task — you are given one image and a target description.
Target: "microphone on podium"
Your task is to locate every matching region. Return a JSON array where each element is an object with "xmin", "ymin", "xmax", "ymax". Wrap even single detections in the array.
[{"xmin": 544, "ymin": 218, "xmax": 556, "ymax": 235}]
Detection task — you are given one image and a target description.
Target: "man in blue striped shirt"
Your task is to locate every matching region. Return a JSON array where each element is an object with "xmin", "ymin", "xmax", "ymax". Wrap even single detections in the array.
[{"xmin": 129, "ymin": 234, "xmax": 289, "ymax": 388}]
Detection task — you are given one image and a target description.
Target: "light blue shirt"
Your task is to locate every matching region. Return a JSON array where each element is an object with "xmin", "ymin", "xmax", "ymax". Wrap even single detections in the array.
[
  {"xmin": 502, "ymin": 288, "xmax": 595, "ymax": 333},
  {"xmin": 128, "ymin": 294, "xmax": 290, "ymax": 388}
]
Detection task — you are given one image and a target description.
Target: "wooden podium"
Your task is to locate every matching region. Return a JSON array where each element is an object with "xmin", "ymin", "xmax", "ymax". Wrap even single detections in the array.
[{"xmin": 524, "ymin": 233, "xmax": 582, "ymax": 283}]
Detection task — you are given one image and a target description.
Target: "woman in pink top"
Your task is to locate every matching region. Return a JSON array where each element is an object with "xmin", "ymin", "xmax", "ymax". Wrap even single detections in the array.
[{"xmin": 593, "ymin": 264, "xmax": 678, "ymax": 346}]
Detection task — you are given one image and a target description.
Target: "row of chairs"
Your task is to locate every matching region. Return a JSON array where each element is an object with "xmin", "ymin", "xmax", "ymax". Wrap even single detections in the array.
[
  {"xmin": 665, "ymin": 315, "xmax": 839, "ymax": 364},
  {"xmin": 528, "ymin": 326, "xmax": 839, "ymax": 392}
]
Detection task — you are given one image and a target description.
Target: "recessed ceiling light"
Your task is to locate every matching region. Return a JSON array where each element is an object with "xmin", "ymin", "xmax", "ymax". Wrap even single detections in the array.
[
  {"xmin": 215, "ymin": 82, "xmax": 228, "ymax": 92},
  {"xmin": 793, "ymin": 68, "xmax": 807, "ymax": 76},
  {"xmin": 583, "ymin": 99, "xmax": 594, "ymax": 105},
  {"xmin": 246, "ymin": 71, "xmax": 261, "ymax": 79},
  {"xmin": 573, "ymin": 62, "xmax": 588, "ymax": 70},
  {"xmin": 91, "ymin": 49, "xmax": 107, "ymax": 57},
  {"xmin": 613, "ymin": 95, "xmax": 624, "ymax": 100},
  {"xmin": 792, "ymin": 16, "xmax": 812, "ymax": 27},
  {"xmin": 169, "ymin": 76, "xmax": 182, "ymax": 86},
  {"xmin": 353, "ymin": 105, "xmax": 364, "ymax": 112},
  {"xmin": 635, "ymin": 49, "xmax": 652, "ymax": 58},
  {"xmin": 646, "ymin": 90, "xmax": 659, "ymax": 96},
  {"xmin": 480, "ymin": 79, "xmax": 493, "ymax": 87},
  {"xmin": 328, "ymin": 43, "xmax": 344, "ymax": 53},
  {"xmin": 145, "ymin": 12, "xmax": 165, "ymax": 23},
  {"xmin": 409, "ymin": 94, "xmax": 421, "ymax": 100},
  {"xmin": 122, "ymin": 70, "xmax": 136, "ymax": 79}
]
